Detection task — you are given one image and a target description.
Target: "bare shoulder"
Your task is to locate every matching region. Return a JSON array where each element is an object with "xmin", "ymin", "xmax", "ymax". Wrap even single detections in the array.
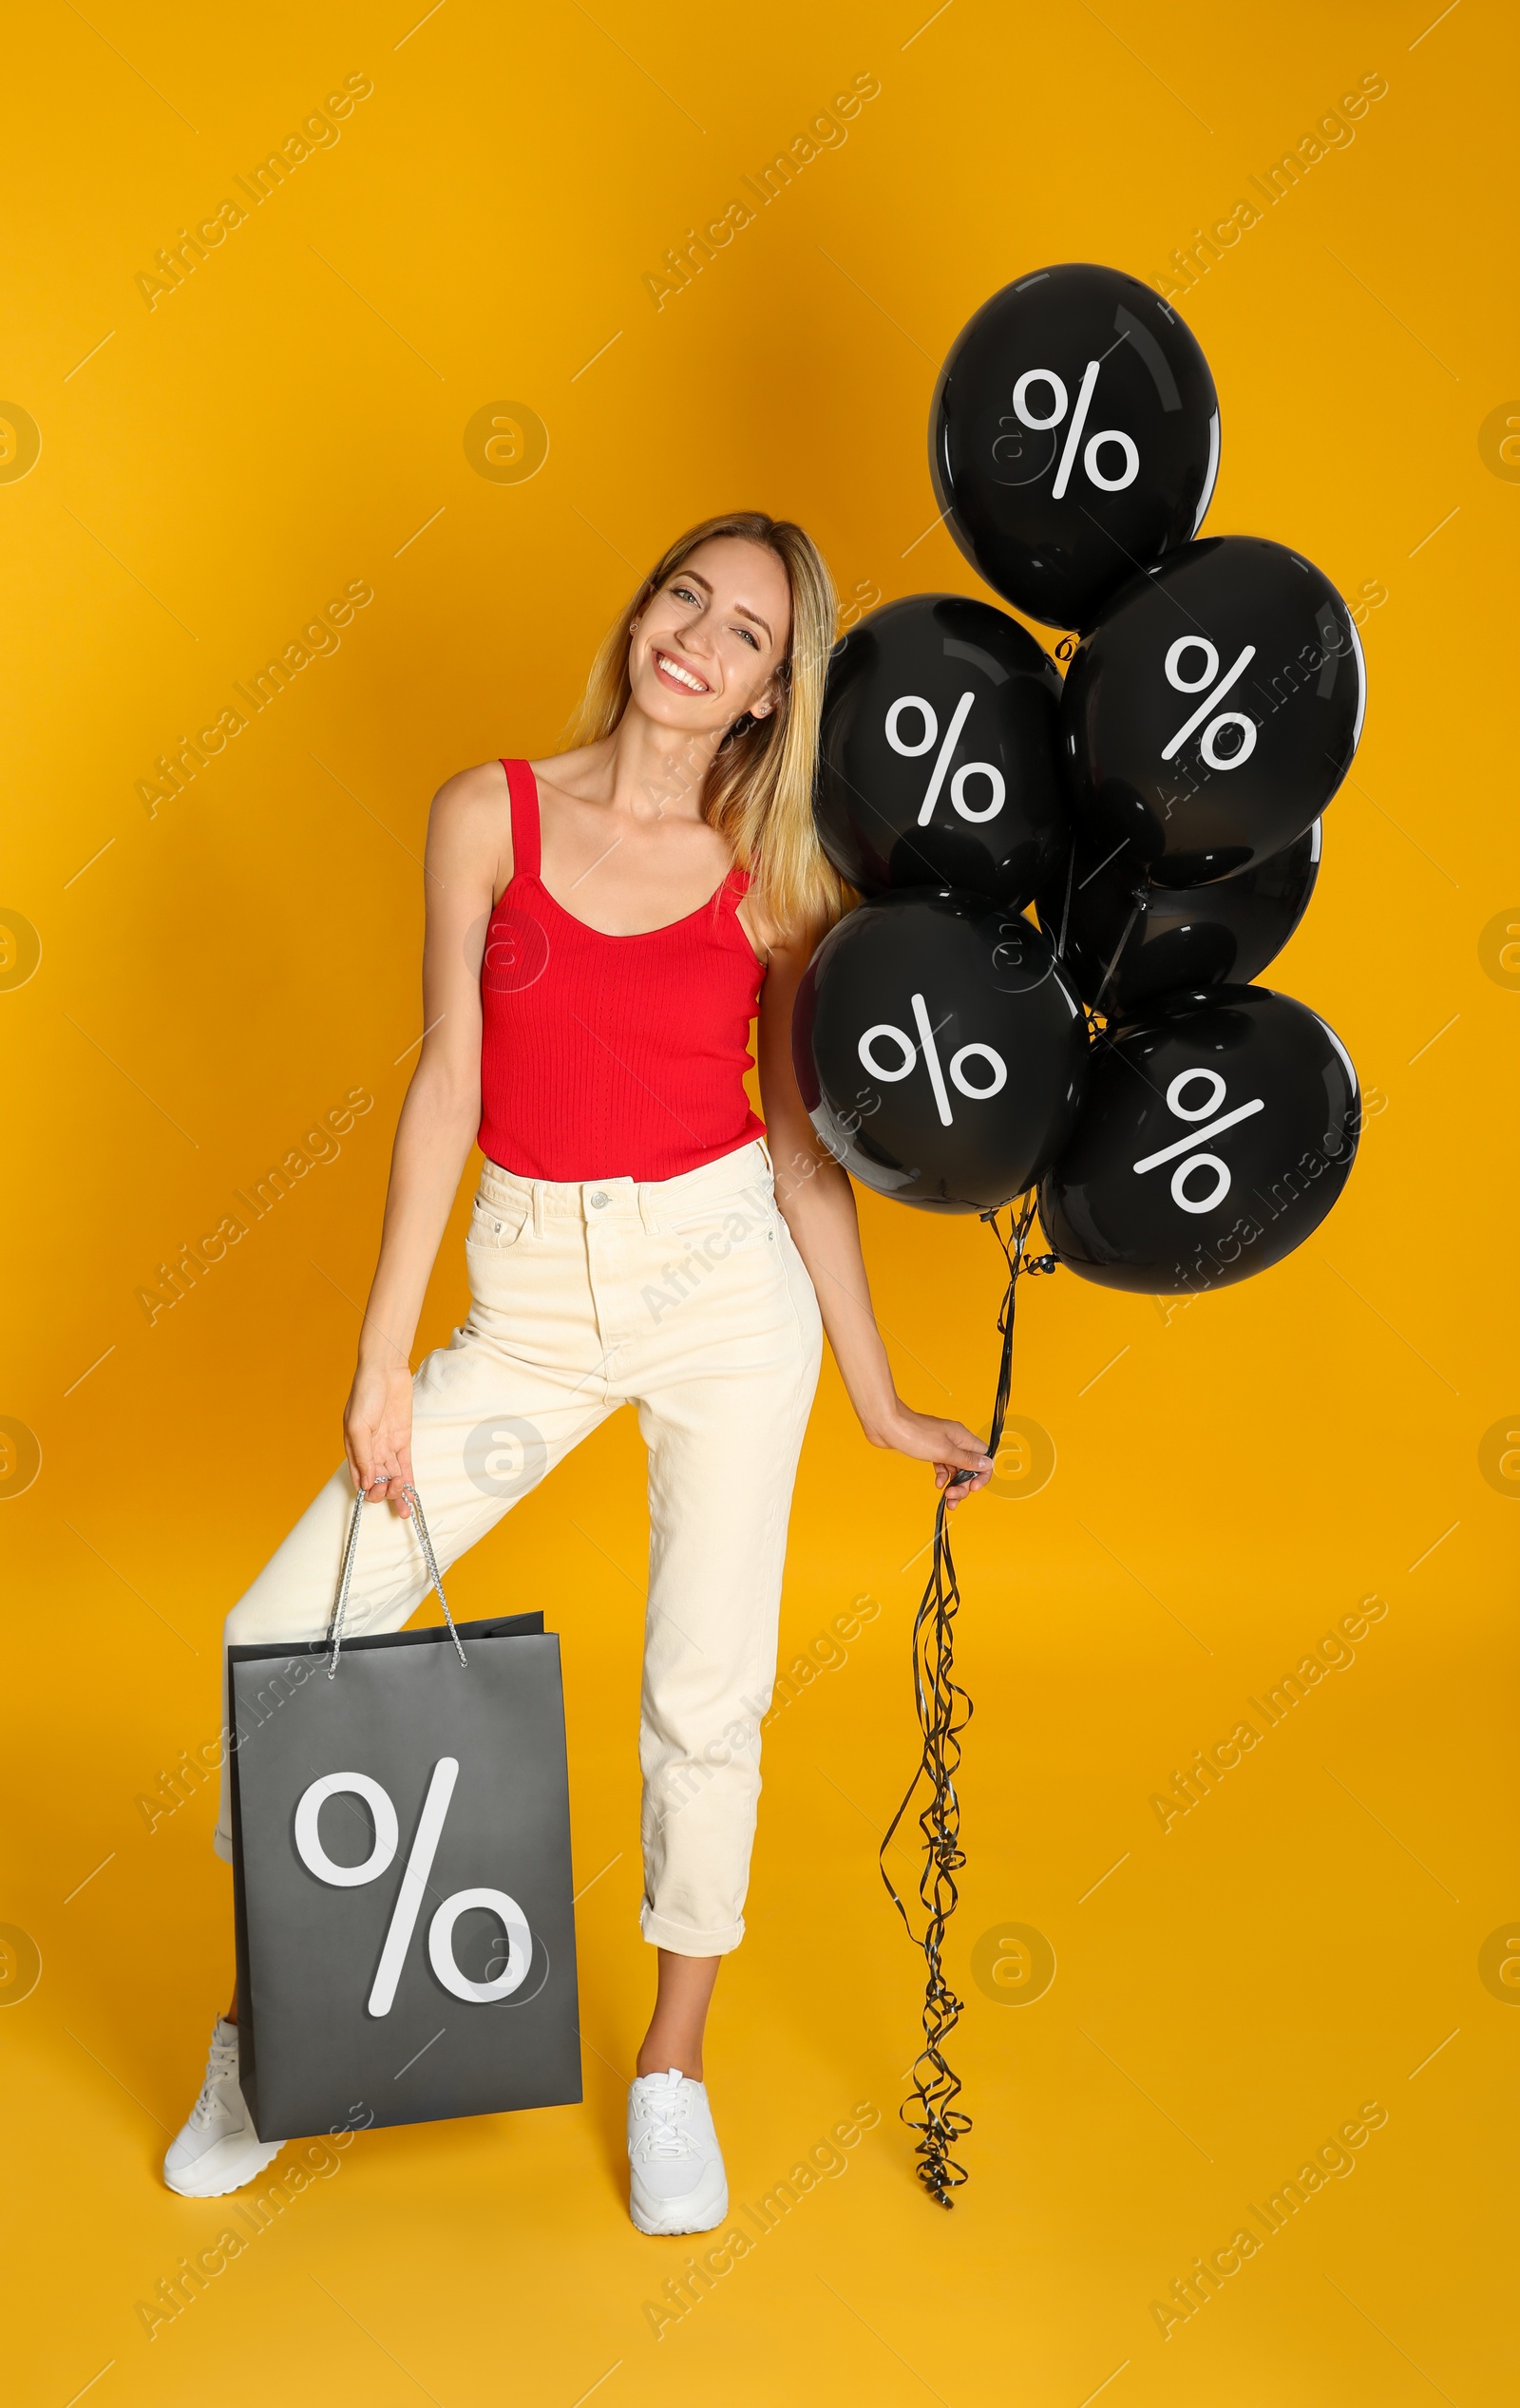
[
  {"xmin": 425, "ymin": 758, "xmax": 511, "ymax": 886},
  {"xmin": 431, "ymin": 757, "xmax": 509, "ymax": 823}
]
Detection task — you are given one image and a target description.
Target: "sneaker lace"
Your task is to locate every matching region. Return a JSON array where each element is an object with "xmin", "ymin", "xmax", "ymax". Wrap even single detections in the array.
[
  {"xmin": 635, "ymin": 2078, "xmax": 694, "ymax": 2160},
  {"xmin": 189, "ymin": 2035, "xmax": 238, "ymax": 2130}
]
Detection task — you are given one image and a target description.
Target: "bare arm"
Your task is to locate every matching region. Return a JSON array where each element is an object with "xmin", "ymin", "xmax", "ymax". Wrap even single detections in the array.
[
  {"xmin": 342, "ymin": 763, "xmax": 508, "ymax": 1513},
  {"xmin": 755, "ymin": 929, "xmax": 995, "ymax": 1509}
]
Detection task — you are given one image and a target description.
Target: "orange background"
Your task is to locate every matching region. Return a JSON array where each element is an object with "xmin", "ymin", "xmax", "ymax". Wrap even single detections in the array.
[{"xmin": 2, "ymin": 3, "xmax": 1514, "ymax": 2402}]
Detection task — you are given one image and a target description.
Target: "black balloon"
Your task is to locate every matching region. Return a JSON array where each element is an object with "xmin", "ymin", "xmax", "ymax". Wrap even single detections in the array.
[
  {"xmin": 816, "ymin": 594, "xmax": 1067, "ymax": 907},
  {"xmin": 793, "ymin": 890, "xmax": 1089, "ymax": 1214},
  {"xmin": 1061, "ymin": 536, "xmax": 1364, "ymax": 887},
  {"xmin": 930, "ymin": 262, "xmax": 1220, "ymax": 631},
  {"xmin": 1039, "ymin": 985, "xmax": 1359, "ymax": 1294},
  {"xmin": 1037, "ymin": 821, "xmax": 1320, "ymax": 1014}
]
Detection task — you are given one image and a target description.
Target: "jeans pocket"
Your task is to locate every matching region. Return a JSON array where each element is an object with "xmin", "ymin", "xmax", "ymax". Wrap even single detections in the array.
[
  {"xmin": 466, "ymin": 1193, "xmax": 532, "ymax": 1249},
  {"xmin": 662, "ymin": 1185, "xmax": 777, "ymax": 1256}
]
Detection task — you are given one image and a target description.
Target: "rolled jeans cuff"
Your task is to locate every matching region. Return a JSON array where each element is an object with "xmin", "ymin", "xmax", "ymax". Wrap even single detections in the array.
[{"xmin": 640, "ymin": 1901, "xmax": 745, "ymax": 1957}]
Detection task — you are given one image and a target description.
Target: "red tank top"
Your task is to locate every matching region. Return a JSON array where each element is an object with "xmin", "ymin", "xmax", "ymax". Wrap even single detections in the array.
[{"xmin": 477, "ymin": 758, "xmax": 768, "ymax": 1182}]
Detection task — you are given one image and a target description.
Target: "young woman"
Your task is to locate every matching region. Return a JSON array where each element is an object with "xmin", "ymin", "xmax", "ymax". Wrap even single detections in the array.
[{"xmin": 163, "ymin": 511, "xmax": 994, "ymax": 2231}]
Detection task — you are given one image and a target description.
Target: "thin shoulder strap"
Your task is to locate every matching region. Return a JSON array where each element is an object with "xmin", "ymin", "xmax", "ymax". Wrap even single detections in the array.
[{"xmin": 501, "ymin": 758, "xmax": 541, "ymax": 880}]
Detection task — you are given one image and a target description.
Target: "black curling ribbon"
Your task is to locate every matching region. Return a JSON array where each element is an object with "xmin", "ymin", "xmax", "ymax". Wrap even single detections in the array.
[{"xmin": 878, "ymin": 1191, "xmax": 1053, "ymax": 2206}]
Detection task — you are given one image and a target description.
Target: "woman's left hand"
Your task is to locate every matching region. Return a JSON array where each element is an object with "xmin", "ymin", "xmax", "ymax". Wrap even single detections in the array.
[{"xmin": 870, "ymin": 1400, "xmax": 995, "ymax": 1509}]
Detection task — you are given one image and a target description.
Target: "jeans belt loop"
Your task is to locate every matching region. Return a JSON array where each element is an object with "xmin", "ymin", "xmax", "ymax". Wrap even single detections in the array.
[
  {"xmin": 531, "ymin": 1183, "xmax": 545, "ymax": 1241},
  {"xmin": 637, "ymin": 1180, "xmax": 660, "ymax": 1236}
]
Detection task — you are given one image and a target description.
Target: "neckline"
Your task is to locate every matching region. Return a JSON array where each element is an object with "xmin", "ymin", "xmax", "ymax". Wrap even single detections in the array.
[
  {"xmin": 513, "ymin": 760, "xmax": 761, "ymax": 958},
  {"xmin": 532, "ymin": 873, "xmax": 746, "ymax": 945}
]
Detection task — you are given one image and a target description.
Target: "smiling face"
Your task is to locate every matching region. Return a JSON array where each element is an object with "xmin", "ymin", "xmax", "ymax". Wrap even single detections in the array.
[{"xmin": 627, "ymin": 536, "xmax": 793, "ymax": 738}]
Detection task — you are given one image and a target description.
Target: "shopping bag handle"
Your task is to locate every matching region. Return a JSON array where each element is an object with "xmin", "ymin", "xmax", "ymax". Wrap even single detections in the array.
[{"xmin": 328, "ymin": 1482, "xmax": 468, "ymax": 1679}]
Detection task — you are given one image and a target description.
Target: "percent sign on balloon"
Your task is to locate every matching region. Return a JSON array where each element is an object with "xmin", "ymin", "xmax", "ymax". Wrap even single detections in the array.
[
  {"xmin": 1012, "ymin": 361, "xmax": 1140, "ymax": 499},
  {"xmin": 1160, "ymin": 636, "xmax": 1258, "ymax": 771},
  {"xmin": 859, "ymin": 992, "xmax": 1008, "ymax": 1128},
  {"xmin": 1131, "ymin": 1069, "xmax": 1264, "ymax": 1214},
  {"xmin": 294, "ymin": 1757, "xmax": 532, "ymax": 2016},
  {"xmin": 885, "ymin": 692, "xmax": 1005, "ymax": 825}
]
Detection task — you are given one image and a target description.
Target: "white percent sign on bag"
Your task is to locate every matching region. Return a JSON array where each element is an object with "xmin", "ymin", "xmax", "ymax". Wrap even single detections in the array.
[
  {"xmin": 294, "ymin": 1756, "xmax": 532, "ymax": 2017},
  {"xmin": 1012, "ymin": 359, "xmax": 1139, "ymax": 499},
  {"xmin": 1131, "ymin": 1068, "xmax": 1264, "ymax": 1214},
  {"xmin": 884, "ymin": 692, "xmax": 1005, "ymax": 826},
  {"xmin": 858, "ymin": 991, "xmax": 1008, "ymax": 1129},
  {"xmin": 1160, "ymin": 635, "xmax": 1258, "ymax": 771}
]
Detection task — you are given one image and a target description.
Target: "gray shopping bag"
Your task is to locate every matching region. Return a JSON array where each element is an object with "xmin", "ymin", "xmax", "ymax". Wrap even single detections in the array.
[{"xmin": 228, "ymin": 1487, "xmax": 581, "ymax": 2140}]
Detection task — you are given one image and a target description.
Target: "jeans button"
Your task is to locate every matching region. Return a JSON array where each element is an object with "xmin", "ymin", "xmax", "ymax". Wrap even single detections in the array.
[{"xmin": 589, "ymin": 1189, "xmax": 609, "ymax": 1210}]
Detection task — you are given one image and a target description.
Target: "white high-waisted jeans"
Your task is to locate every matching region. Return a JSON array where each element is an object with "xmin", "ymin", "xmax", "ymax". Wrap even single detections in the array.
[{"xmin": 215, "ymin": 1139, "xmax": 823, "ymax": 1956}]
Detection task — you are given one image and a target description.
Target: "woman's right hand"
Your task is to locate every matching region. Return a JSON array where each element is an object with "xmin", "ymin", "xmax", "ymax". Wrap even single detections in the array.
[{"xmin": 343, "ymin": 1357, "xmax": 416, "ymax": 1516}]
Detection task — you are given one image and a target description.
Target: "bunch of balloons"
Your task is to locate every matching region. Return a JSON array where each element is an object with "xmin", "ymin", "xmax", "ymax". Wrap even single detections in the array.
[
  {"xmin": 796, "ymin": 261, "xmax": 1365, "ymax": 1296},
  {"xmin": 798, "ymin": 263, "xmax": 1368, "ymax": 2211}
]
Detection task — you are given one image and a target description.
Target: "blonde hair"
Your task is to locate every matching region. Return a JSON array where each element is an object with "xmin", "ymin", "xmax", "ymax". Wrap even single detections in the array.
[{"xmin": 566, "ymin": 510, "xmax": 845, "ymax": 941}]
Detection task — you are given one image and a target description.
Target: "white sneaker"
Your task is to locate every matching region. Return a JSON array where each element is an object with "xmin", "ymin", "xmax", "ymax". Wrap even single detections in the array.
[
  {"xmin": 162, "ymin": 2019, "xmax": 280, "ymax": 2198},
  {"xmin": 627, "ymin": 2066, "xmax": 729, "ymax": 2236}
]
